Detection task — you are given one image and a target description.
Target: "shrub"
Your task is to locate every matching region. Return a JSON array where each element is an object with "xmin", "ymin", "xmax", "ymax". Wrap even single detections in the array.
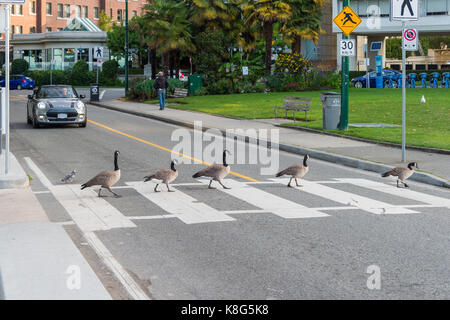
[
  {"xmin": 11, "ymin": 59, "xmax": 29, "ymax": 74},
  {"xmin": 193, "ymin": 87, "xmax": 207, "ymax": 96},
  {"xmin": 275, "ymin": 53, "xmax": 312, "ymax": 74},
  {"xmin": 71, "ymin": 60, "xmax": 90, "ymax": 86},
  {"xmin": 102, "ymin": 60, "xmax": 119, "ymax": 84},
  {"xmin": 283, "ymin": 81, "xmax": 300, "ymax": 91},
  {"xmin": 265, "ymin": 74, "xmax": 284, "ymax": 91},
  {"xmin": 207, "ymin": 78, "xmax": 233, "ymax": 94},
  {"xmin": 128, "ymin": 79, "xmax": 155, "ymax": 100},
  {"xmin": 167, "ymin": 78, "xmax": 186, "ymax": 95}
]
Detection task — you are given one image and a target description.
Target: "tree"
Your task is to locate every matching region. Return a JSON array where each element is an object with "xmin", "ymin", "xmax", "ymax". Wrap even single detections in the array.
[
  {"xmin": 99, "ymin": 10, "xmax": 114, "ymax": 31},
  {"xmin": 106, "ymin": 24, "xmax": 140, "ymax": 59},
  {"xmin": 11, "ymin": 59, "xmax": 29, "ymax": 74},
  {"xmin": 283, "ymin": 0, "xmax": 324, "ymax": 54},
  {"xmin": 143, "ymin": 0, "xmax": 193, "ymax": 77},
  {"xmin": 186, "ymin": 0, "xmax": 240, "ymax": 33},
  {"xmin": 243, "ymin": 0, "xmax": 292, "ymax": 75}
]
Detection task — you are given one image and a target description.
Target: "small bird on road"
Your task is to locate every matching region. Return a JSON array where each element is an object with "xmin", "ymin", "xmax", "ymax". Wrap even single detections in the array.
[
  {"xmin": 275, "ymin": 154, "xmax": 310, "ymax": 187},
  {"xmin": 192, "ymin": 150, "xmax": 231, "ymax": 189},
  {"xmin": 381, "ymin": 162, "xmax": 418, "ymax": 188},
  {"xmin": 81, "ymin": 150, "xmax": 122, "ymax": 197},
  {"xmin": 61, "ymin": 169, "xmax": 77, "ymax": 184},
  {"xmin": 143, "ymin": 160, "xmax": 179, "ymax": 192}
]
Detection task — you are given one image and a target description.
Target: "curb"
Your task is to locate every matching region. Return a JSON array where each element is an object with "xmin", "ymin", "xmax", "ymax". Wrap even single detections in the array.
[
  {"xmin": 88, "ymin": 102, "xmax": 450, "ymax": 189},
  {"xmin": 0, "ymin": 152, "xmax": 29, "ymax": 189},
  {"xmin": 278, "ymin": 124, "xmax": 450, "ymax": 155}
]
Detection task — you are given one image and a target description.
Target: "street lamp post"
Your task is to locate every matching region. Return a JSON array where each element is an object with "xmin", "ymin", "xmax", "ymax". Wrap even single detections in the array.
[{"xmin": 125, "ymin": 0, "xmax": 129, "ymax": 95}]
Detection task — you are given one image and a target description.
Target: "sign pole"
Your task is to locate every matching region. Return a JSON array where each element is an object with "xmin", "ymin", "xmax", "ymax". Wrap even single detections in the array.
[
  {"xmin": 4, "ymin": 4, "xmax": 9, "ymax": 174},
  {"xmin": 125, "ymin": 0, "xmax": 129, "ymax": 95},
  {"xmin": 401, "ymin": 21, "xmax": 406, "ymax": 162}
]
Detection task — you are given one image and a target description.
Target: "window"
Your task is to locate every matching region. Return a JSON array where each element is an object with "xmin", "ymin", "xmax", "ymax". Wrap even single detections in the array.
[
  {"xmin": 29, "ymin": 26, "xmax": 36, "ymax": 33},
  {"xmin": 46, "ymin": 27, "xmax": 52, "ymax": 32},
  {"xmin": 57, "ymin": 4, "xmax": 63, "ymax": 18},
  {"xmin": 11, "ymin": 25, "xmax": 15, "ymax": 34},
  {"xmin": 57, "ymin": 28, "xmax": 63, "ymax": 31},
  {"xmin": 110, "ymin": 8, "xmax": 113, "ymax": 17},
  {"xmin": 77, "ymin": 48, "xmax": 89, "ymax": 62},
  {"xmin": 83, "ymin": 6, "xmax": 88, "ymax": 18},
  {"xmin": 46, "ymin": 2, "xmax": 52, "ymax": 15},
  {"xmin": 64, "ymin": 4, "xmax": 70, "ymax": 18},
  {"xmin": 18, "ymin": 26, "xmax": 23, "ymax": 34},
  {"xmin": 133, "ymin": 10, "xmax": 137, "ymax": 17},
  {"xmin": 94, "ymin": 7, "xmax": 99, "ymax": 19},
  {"xmin": 18, "ymin": 5, "xmax": 23, "ymax": 15},
  {"xmin": 11, "ymin": 5, "xmax": 15, "ymax": 15},
  {"xmin": 117, "ymin": 9, "xmax": 122, "ymax": 22},
  {"xmin": 30, "ymin": 1, "xmax": 36, "ymax": 14},
  {"xmin": 75, "ymin": 5, "xmax": 81, "ymax": 17}
]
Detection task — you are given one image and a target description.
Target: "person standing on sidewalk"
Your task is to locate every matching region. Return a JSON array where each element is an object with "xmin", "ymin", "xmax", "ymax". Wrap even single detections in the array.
[{"xmin": 154, "ymin": 71, "xmax": 169, "ymax": 110}]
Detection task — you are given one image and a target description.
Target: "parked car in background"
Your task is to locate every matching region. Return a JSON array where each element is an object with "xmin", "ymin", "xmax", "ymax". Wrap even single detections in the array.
[
  {"xmin": 27, "ymin": 85, "xmax": 87, "ymax": 128},
  {"xmin": 351, "ymin": 70, "xmax": 401, "ymax": 88},
  {"xmin": 0, "ymin": 74, "xmax": 36, "ymax": 90}
]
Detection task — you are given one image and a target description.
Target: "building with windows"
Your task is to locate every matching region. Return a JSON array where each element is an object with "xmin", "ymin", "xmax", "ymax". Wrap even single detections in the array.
[{"xmin": 1, "ymin": 0, "xmax": 146, "ymax": 67}]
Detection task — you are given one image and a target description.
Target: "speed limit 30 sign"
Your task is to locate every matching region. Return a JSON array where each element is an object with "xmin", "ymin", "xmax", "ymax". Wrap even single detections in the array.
[{"xmin": 340, "ymin": 39, "xmax": 355, "ymax": 56}]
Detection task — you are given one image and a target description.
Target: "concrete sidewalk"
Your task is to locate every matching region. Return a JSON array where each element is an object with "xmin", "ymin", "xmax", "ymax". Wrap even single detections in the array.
[
  {"xmin": 0, "ymin": 153, "xmax": 111, "ymax": 300},
  {"xmin": 88, "ymin": 99, "xmax": 450, "ymax": 188}
]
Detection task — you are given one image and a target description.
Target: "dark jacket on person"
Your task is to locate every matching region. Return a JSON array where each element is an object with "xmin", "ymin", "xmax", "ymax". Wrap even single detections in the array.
[{"xmin": 154, "ymin": 76, "xmax": 169, "ymax": 90}]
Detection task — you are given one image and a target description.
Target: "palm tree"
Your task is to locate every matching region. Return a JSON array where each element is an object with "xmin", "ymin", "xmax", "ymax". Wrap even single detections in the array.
[
  {"xmin": 143, "ymin": 0, "xmax": 193, "ymax": 77},
  {"xmin": 186, "ymin": 0, "xmax": 240, "ymax": 32},
  {"xmin": 243, "ymin": 0, "xmax": 292, "ymax": 75},
  {"xmin": 283, "ymin": 0, "xmax": 324, "ymax": 54}
]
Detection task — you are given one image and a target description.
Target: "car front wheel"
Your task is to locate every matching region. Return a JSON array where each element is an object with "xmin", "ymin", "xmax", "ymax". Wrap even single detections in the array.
[
  {"xmin": 27, "ymin": 110, "xmax": 32, "ymax": 124},
  {"xmin": 16, "ymin": 84, "xmax": 22, "ymax": 90},
  {"xmin": 32, "ymin": 115, "xmax": 40, "ymax": 128}
]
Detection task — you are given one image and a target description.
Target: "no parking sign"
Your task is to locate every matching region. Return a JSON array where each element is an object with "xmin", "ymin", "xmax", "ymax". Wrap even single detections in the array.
[{"xmin": 402, "ymin": 28, "xmax": 418, "ymax": 51}]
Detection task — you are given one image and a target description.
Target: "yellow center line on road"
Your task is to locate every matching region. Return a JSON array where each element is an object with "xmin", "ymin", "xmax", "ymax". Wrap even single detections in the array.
[{"xmin": 87, "ymin": 119, "xmax": 259, "ymax": 182}]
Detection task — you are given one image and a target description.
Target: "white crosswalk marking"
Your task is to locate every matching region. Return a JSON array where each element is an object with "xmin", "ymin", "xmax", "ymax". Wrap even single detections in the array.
[
  {"xmin": 126, "ymin": 181, "xmax": 236, "ymax": 224},
  {"xmin": 196, "ymin": 179, "xmax": 329, "ymax": 219},
  {"xmin": 54, "ymin": 184, "xmax": 136, "ymax": 231},
  {"xmin": 337, "ymin": 178, "xmax": 450, "ymax": 208},
  {"xmin": 271, "ymin": 178, "xmax": 418, "ymax": 215}
]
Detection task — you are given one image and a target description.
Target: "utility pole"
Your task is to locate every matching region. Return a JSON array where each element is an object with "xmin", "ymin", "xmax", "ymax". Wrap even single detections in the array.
[
  {"xmin": 125, "ymin": 0, "xmax": 129, "ymax": 95},
  {"xmin": 339, "ymin": 0, "xmax": 350, "ymax": 130}
]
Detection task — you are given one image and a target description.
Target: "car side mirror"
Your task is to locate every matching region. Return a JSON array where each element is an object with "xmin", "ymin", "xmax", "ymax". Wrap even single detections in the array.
[
  {"xmin": 28, "ymin": 94, "xmax": 33, "ymax": 99},
  {"xmin": 79, "ymin": 94, "xmax": 85, "ymax": 99}
]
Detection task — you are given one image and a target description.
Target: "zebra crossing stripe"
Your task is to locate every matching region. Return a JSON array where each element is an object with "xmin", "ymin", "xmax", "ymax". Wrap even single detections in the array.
[
  {"xmin": 270, "ymin": 179, "xmax": 419, "ymax": 215},
  {"xmin": 126, "ymin": 181, "xmax": 236, "ymax": 224},
  {"xmin": 337, "ymin": 178, "xmax": 450, "ymax": 208},
  {"xmin": 196, "ymin": 179, "xmax": 329, "ymax": 219}
]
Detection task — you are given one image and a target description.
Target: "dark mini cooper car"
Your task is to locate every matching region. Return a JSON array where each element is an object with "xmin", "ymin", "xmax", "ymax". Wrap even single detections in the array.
[{"xmin": 27, "ymin": 85, "xmax": 87, "ymax": 128}]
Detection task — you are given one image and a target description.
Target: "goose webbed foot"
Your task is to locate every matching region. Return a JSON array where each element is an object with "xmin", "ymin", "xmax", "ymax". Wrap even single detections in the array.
[
  {"xmin": 218, "ymin": 181, "xmax": 230, "ymax": 189},
  {"xmin": 107, "ymin": 187, "xmax": 121, "ymax": 198},
  {"xmin": 154, "ymin": 184, "xmax": 160, "ymax": 193},
  {"xmin": 166, "ymin": 184, "xmax": 175, "ymax": 192},
  {"xmin": 208, "ymin": 180, "xmax": 216, "ymax": 189}
]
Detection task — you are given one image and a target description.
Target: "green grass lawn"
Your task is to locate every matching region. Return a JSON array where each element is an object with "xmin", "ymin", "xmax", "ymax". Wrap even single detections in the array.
[{"xmin": 150, "ymin": 88, "xmax": 450, "ymax": 150}]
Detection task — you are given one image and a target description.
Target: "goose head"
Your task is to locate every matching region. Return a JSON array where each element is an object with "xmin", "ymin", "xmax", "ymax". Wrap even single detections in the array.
[
  {"xmin": 408, "ymin": 162, "xmax": 418, "ymax": 170},
  {"xmin": 223, "ymin": 149, "xmax": 231, "ymax": 166},
  {"xmin": 171, "ymin": 159, "xmax": 178, "ymax": 171}
]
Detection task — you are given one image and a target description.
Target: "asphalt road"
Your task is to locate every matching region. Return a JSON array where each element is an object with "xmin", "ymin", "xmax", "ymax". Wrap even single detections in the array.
[{"xmin": 7, "ymin": 91, "xmax": 450, "ymax": 299}]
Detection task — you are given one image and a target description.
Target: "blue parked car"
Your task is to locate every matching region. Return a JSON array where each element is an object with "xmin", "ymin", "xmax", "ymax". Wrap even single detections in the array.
[
  {"xmin": 0, "ymin": 74, "xmax": 36, "ymax": 90},
  {"xmin": 351, "ymin": 70, "xmax": 401, "ymax": 88}
]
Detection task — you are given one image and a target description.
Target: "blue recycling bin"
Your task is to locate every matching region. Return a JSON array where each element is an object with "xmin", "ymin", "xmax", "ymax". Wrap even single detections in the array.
[
  {"xmin": 443, "ymin": 72, "xmax": 450, "ymax": 88},
  {"xmin": 409, "ymin": 73, "xmax": 416, "ymax": 88},
  {"xmin": 420, "ymin": 73, "xmax": 427, "ymax": 88},
  {"xmin": 431, "ymin": 72, "xmax": 439, "ymax": 88}
]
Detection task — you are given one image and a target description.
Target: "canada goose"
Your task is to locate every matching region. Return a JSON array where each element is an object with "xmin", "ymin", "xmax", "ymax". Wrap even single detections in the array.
[
  {"xmin": 192, "ymin": 150, "xmax": 231, "ymax": 189},
  {"xmin": 61, "ymin": 169, "xmax": 77, "ymax": 183},
  {"xmin": 381, "ymin": 162, "xmax": 418, "ymax": 188},
  {"xmin": 276, "ymin": 154, "xmax": 310, "ymax": 187},
  {"xmin": 143, "ymin": 160, "xmax": 179, "ymax": 192},
  {"xmin": 81, "ymin": 150, "xmax": 122, "ymax": 197}
]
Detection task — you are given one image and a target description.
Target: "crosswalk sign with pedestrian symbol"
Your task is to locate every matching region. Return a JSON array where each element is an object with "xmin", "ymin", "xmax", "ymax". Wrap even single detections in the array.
[
  {"xmin": 333, "ymin": 6, "xmax": 362, "ymax": 36},
  {"xmin": 94, "ymin": 46, "xmax": 104, "ymax": 59},
  {"xmin": 391, "ymin": 0, "xmax": 419, "ymax": 21}
]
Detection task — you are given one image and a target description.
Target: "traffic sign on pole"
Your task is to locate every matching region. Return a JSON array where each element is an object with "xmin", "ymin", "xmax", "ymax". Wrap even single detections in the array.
[
  {"xmin": 391, "ymin": 0, "xmax": 419, "ymax": 21},
  {"xmin": 333, "ymin": 6, "xmax": 362, "ymax": 36},
  {"xmin": 402, "ymin": 28, "xmax": 418, "ymax": 51},
  {"xmin": 340, "ymin": 39, "xmax": 355, "ymax": 56}
]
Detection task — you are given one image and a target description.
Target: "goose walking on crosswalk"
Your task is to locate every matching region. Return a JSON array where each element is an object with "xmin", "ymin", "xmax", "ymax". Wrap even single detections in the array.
[
  {"xmin": 143, "ymin": 160, "xmax": 179, "ymax": 192},
  {"xmin": 276, "ymin": 154, "xmax": 310, "ymax": 187}
]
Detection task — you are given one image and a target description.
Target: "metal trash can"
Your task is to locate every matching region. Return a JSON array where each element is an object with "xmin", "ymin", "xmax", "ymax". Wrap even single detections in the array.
[
  {"xmin": 90, "ymin": 83, "xmax": 99, "ymax": 102},
  {"xmin": 320, "ymin": 92, "xmax": 341, "ymax": 130}
]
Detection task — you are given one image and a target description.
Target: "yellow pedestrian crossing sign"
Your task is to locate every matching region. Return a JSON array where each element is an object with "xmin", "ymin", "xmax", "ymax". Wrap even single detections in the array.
[{"xmin": 333, "ymin": 6, "xmax": 362, "ymax": 36}]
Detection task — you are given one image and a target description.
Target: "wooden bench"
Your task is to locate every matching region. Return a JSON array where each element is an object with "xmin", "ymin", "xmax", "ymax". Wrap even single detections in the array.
[
  {"xmin": 171, "ymin": 88, "xmax": 188, "ymax": 98},
  {"xmin": 273, "ymin": 96, "xmax": 312, "ymax": 122}
]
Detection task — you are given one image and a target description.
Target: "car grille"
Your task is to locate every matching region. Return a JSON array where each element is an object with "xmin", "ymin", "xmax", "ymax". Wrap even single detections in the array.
[{"xmin": 46, "ymin": 111, "xmax": 78, "ymax": 118}]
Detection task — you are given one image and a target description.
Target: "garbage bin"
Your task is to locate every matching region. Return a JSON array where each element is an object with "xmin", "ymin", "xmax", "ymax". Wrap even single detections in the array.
[
  {"xmin": 320, "ymin": 92, "xmax": 341, "ymax": 130},
  {"xmin": 90, "ymin": 83, "xmax": 99, "ymax": 102}
]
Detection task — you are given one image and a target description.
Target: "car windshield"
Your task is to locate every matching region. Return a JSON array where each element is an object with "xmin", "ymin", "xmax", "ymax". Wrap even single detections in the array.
[{"xmin": 37, "ymin": 86, "xmax": 77, "ymax": 98}]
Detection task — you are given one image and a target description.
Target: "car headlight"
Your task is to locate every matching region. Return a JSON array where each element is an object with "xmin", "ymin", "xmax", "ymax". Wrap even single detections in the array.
[
  {"xmin": 76, "ymin": 100, "xmax": 85, "ymax": 110},
  {"xmin": 37, "ymin": 102, "xmax": 46, "ymax": 109}
]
